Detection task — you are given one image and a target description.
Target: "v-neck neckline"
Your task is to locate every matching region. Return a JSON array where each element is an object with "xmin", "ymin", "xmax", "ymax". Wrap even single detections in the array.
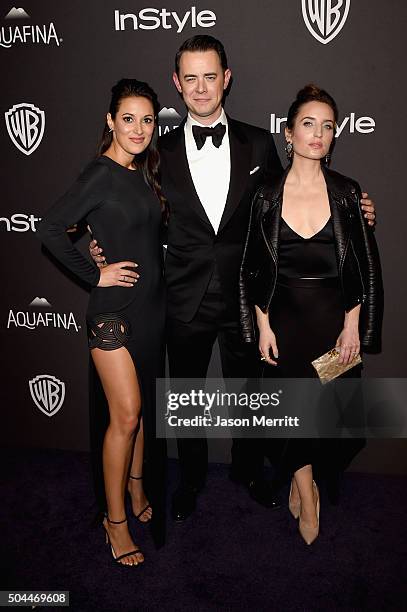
[{"xmin": 281, "ymin": 217, "xmax": 331, "ymax": 240}]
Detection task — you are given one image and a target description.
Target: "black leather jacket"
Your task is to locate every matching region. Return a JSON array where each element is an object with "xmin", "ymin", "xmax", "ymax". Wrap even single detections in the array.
[{"xmin": 239, "ymin": 166, "xmax": 383, "ymax": 351}]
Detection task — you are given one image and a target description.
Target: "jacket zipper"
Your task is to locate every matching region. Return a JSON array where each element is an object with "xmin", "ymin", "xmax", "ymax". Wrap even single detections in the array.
[
  {"xmin": 350, "ymin": 240, "xmax": 366, "ymax": 304},
  {"xmin": 338, "ymin": 234, "xmax": 349, "ymax": 296},
  {"xmin": 336, "ymin": 195, "xmax": 350, "ymax": 306},
  {"xmin": 260, "ymin": 211, "xmax": 278, "ymax": 312}
]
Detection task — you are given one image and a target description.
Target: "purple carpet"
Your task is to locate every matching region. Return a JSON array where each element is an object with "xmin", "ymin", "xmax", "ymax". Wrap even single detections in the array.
[{"xmin": 1, "ymin": 448, "xmax": 406, "ymax": 611}]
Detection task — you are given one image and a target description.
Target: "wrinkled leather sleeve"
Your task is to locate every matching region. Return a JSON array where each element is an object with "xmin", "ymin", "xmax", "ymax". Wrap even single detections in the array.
[
  {"xmin": 352, "ymin": 184, "xmax": 384, "ymax": 351},
  {"xmin": 239, "ymin": 188, "xmax": 264, "ymax": 343}
]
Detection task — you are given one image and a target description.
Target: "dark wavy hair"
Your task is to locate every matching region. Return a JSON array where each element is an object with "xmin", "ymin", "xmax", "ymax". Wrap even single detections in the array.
[
  {"xmin": 286, "ymin": 84, "xmax": 338, "ymax": 163},
  {"xmin": 97, "ymin": 78, "xmax": 166, "ymax": 213}
]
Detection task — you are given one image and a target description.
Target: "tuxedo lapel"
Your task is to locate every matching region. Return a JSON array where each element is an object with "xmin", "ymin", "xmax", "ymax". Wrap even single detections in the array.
[
  {"xmin": 218, "ymin": 118, "xmax": 252, "ymax": 233},
  {"xmin": 164, "ymin": 120, "xmax": 213, "ymax": 229}
]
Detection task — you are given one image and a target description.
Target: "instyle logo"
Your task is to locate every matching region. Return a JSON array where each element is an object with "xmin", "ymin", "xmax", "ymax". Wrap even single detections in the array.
[
  {"xmin": 302, "ymin": 0, "xmax": 351, "ymax": 45},
  {"xmin": 5, "ymin": 103, "xmax": 45, "ymax": 155},
  {"xmin": 114, "ymin": 6, "xmax": 216, "ymax": 33},
  {"xmin": 270, "ymin": 112, "xmax": 375, "ymax": 137},
  {"xmin": 29, "ymin": 374, "xmax": 65, "ymax": 418},
  {"xmin": 0, "ymin": 213, "xmax": 42, "ymax": 232},
  {"xmin": 158, "ymin": 107, "xmax": 182, "ymax": 136},
  {"xmin": 1, "ymin": 7, "xmax": 62, "ymax": 49},
  {"xmin": 7, "ymin": 297, "xmax": 81, "ymax": 333}
]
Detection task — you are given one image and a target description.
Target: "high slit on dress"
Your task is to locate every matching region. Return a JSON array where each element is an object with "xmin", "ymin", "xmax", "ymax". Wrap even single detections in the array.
[
  {"xmin": 88, "ymin": 300, "xmax": 166, "ymax": 547},
  {"xmin": 37, "ymin": 155, "xmax": 167, "ymax": 547}
]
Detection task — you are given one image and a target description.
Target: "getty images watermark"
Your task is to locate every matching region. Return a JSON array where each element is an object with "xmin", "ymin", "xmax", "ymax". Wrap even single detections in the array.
[
  {"xmin": 156, "ymin": 378, "xmax": 407, "ymax": 439},
  {"xmin": 164, "ymin": 388, "xmax": 299, "ymax": 429}
]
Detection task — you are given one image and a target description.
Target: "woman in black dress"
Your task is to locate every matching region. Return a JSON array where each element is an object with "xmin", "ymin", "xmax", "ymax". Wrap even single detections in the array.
[
  {"xmin": 240, "ymin": 85, "xmax": 383, "ymax": 544},
  {"xmin": 38, "ymin": 79, "xmax": 166, "ymax": 565}
]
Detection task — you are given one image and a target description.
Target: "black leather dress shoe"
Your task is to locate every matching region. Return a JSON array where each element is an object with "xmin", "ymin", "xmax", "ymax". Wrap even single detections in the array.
[
  {"xmin": 247, "ymin": 479, "xmax": 281, "ymax": 509},
  {"xmin": 230, "ymin": 470, "xmax": 281, "ymax": 509},
  {"xmin": 171, "ymin": 486, "xmax": 199, "ymax": 522}
]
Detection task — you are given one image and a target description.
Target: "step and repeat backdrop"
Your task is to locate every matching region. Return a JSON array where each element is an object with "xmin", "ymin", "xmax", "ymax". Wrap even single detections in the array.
[{"xmin": 1, "ymin": 1, "xmax": 406, "ymax": 471}]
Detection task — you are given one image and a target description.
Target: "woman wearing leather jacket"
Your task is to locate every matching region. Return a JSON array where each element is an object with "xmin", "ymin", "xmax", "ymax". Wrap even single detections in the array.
[{"xmin": 239, "ymin": 85, "xmax": 383, "ymax": 544}]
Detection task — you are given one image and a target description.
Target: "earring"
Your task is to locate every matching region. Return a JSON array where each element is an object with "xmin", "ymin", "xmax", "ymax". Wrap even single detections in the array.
[
  {"xmin": 108, "ymin": 127, "xmax": 113, "ymax": 133},
  {"xmin": 285, "ymin": 141, "xmax": 293, "ymax": 159},
  {"xmin": 325, "ymin": 152, "xmax": 331, "ymax": 164}
]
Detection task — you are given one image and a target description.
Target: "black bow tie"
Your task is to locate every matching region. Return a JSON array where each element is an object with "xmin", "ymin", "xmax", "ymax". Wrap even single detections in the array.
[{"xmin": 192, "ymin": 123, "xmax": 226, "ymax": 150}]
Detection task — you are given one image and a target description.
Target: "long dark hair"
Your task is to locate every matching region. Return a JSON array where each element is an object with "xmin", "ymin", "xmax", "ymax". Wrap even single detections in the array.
[{"xmin": 98, "ymin": 78, "xmax": 166, "ymax": 213}]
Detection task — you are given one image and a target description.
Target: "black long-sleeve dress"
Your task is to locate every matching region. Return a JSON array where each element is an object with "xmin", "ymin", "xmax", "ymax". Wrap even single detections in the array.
[{"xmin": 38, "ymin": 155, "xmax": 166, "ymax": 546}]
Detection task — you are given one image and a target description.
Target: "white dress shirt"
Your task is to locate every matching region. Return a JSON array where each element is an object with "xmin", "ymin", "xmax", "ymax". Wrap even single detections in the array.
[{"xmin": 184, "ymin": 109, "xmax": 230, "ymax": 234}]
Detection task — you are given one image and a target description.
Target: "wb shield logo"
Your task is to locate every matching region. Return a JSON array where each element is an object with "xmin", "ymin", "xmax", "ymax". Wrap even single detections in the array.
[
  {"xmin": 302, "ymin": 0, "xmax": 351, "ymax": 45},
  {"xmin": 5, "ymin": 103, "xmax": 45, "ymax": 155},
  {"xmin": 29, "ymin": 375, "xmax": 65, "ymax": 417}
]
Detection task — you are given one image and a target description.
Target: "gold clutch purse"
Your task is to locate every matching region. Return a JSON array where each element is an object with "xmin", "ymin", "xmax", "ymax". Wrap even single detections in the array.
[{"xmin": 311, "ymin": 348, "xmax": 362, "ymax": 384}]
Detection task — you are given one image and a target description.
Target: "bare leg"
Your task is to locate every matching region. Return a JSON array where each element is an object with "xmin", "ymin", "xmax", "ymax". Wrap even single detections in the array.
[
  {"xmin": 128, "ymin": 418, "xmax": 153, "ymax": 522},
  {"xmin": 294, "ymin": 464, "xmax": 318, "ymax": 528},
  {"xmin": 91, "ymin": 345, "xmax": 144, "ymax": 566}
]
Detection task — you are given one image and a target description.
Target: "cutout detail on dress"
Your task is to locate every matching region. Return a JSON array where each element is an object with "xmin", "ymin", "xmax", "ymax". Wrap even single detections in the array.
[{"xmin": 88, "ymin": 313, "xmax": 131, "ymax": 351}]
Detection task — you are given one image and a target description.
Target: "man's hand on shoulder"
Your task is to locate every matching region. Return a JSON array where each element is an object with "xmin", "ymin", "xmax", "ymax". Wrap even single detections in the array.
[
  {"xmin": 89, "ymin": 239, "xmax": 107, "ymax": 268},
  {"xmin": 360, "ymin": 192, "xmax": 376, "ymax": 227}
]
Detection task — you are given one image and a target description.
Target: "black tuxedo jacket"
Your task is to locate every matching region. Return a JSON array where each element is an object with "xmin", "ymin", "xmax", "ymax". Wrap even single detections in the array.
[{"xmin": 159, "ymin": 116, "xmax": 283, "ymax": 322}]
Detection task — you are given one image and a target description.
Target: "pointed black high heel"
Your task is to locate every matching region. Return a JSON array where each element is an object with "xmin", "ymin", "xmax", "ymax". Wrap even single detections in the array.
[
  {"xmin": 103, "ymin": 516, "xmax": 144, "ymax": 566},
  {"xmin": 128, "ymin": 475, "xmax": 152, "ymax": 522}
]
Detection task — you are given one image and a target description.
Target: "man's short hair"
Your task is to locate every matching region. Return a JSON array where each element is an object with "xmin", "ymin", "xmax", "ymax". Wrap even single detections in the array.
[{"xmin": 175, "ymin": 35, "xmax": 228, "ymax": 75}]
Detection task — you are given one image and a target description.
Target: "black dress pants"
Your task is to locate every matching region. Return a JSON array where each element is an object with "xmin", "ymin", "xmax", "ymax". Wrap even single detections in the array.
[{"xmin": 166, "ymin": 275, "xmax": 262, "ymax": 489}]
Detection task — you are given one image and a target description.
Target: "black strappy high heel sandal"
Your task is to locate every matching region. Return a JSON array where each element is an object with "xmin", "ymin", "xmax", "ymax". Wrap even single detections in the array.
[
  {"xmin": 103, "ymin": 516, "xmax": 144, "ymax": 566},
  {"xmin": 128, "ymin": 475, "xmax": 152, "ymax": 523}
]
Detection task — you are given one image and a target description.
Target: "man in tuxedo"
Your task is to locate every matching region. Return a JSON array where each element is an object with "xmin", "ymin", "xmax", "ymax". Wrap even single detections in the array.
[
  {"xmin": 161, "ymin": 35, "xmax": 283, "ymax": 521},
  {"xmin": 91, "ymin": 35, "xmax": 377, "ymax": 521}
]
